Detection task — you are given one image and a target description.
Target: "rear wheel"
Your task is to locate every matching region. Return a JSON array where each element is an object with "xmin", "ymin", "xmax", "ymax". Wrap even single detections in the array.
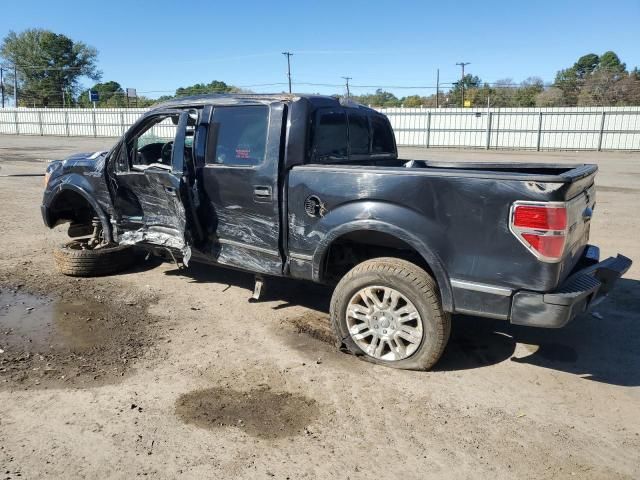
[
  {"xmin": 54, "ymin": 239, "xmax": 136, "ymax": 277},
  {"xmin": 330, "ymin": 257, "xmax": 450, "ymax": 370}
]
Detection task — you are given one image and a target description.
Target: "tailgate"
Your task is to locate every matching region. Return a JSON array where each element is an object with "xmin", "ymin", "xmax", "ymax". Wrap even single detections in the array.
[{"xmin": 562, "ymin": 183, "xmax": 596, "ymax": 279}]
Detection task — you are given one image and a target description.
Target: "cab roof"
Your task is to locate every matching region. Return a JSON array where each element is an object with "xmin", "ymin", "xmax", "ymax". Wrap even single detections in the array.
[{"xmin": 151, "ymin": 93, "xmax": 376, "ymax": 113}]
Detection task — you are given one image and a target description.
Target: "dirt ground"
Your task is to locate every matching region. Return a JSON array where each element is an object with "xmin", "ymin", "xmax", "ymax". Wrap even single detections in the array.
[{"xmin": 0, "ymin": 135, "xmax": 639, "ymax": 479}]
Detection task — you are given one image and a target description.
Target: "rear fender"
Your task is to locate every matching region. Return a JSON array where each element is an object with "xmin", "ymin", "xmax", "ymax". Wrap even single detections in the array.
[{"xmin": 310, "ymin": 201, "xmax": 453, "ymax": 311}]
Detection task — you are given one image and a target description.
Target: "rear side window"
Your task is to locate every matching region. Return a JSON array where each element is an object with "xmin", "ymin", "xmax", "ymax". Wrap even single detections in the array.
[
  {"xmin": 206, "ymin": 105, "xmax": 269, "ymax": 166},
  {"xmin": 312, "ymin": 109, "xmax": 348, "ymax": 161},
  {"xmin": 347, "ymin": 110, "xmax": 370, "ymax": 155},
  {"xmin": 371, "ymin": 115, "xmax": 395, "ymax": 154}
]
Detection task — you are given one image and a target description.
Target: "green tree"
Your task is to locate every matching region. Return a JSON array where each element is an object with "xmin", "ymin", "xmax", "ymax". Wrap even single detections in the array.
[
  {"xmin": 79, "ymin": 81, "xmax": 126, "ymax": 107},
  {"xmin": 553, "ymin": 51, "xmax": 631, "ymax": 106},
  {"xmin": 352, "ymin": 89, "xmax": 401, "ymax": 107},
  {"xmin": 402, "ymin": 95, "xmax": 423, "ymax": 107},
  {"xmin": 574, "ymin": 53, "xmax": 600, "ymax": 78},
  {"xmin": 488, "ymin": 78, "xmax": 516, "ymax": 107},
  {"xmin": 175, "ymin": 80, "xmax": 238, "ymax": 97},
  {"xmin": 0, "ymin": 29, "xmax": 101, "ymax": 106},
  {"xmin": 535, "ymin": 87, "xmax": 565, "ymax": 107},
  {"xmin": 514, "ymin": 77, "xmax": 544, "ymax": 107},
  {"xmin": 448, "ymin": 74, "xmax": 481, "ymax": 106},
  {"xmin": 554, "ymin": 68, "xmax": 580, "ymax": 105},
  {"xmin": 598, "ymin": 51, "xmax": 626, "ymax": 73}
]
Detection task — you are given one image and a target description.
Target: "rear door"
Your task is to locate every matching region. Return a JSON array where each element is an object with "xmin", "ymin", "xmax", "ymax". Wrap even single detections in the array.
[
  {"xmin": 111, "ymin": 110, "xmax": 197, "ymax": 261},
  {"xmin": 197, "ymin": 103, "xmax": 285, "ymax": 274}
]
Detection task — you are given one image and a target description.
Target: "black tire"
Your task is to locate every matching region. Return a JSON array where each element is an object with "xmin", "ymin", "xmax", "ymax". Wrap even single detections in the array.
[
  {"xmin": 330, "ymin": 257, "xmax": 451, "ymax": 371},
  {"xmin": 54, "ymin": 239, "xmax": 137, "ymax": 277}
]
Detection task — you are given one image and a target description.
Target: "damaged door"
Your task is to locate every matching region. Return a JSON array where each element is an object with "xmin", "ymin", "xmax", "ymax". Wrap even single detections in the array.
[
  {"xmin": 197, "ymin": 103, "xmax": 284, "ymax": 275},
  {"xmin": 111, "ymin": 110, "xmax": 198, "ymax": 262}
]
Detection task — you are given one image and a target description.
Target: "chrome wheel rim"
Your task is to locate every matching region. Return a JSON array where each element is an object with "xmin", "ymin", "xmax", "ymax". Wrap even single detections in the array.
[{"xmin": 346, "ymin": 286, "xmax": 423, "ymax": 361}]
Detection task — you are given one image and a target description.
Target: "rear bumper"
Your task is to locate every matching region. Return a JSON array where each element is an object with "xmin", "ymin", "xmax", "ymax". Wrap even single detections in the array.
[{"xmin": 510, "ymin": 246, "xmax": 632, "ymax": 328}]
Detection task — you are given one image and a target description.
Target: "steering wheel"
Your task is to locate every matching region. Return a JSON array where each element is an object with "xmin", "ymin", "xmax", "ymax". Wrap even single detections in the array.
[{"xmin": 161, "ymin": 141, "xmax": 174, "ymax": 164}]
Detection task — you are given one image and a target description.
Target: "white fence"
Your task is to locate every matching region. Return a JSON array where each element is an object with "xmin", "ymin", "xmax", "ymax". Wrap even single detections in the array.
[
  {"xmin": 380, "ymin": 106, "xmax": 640, "ymax": 151},
  {"xmin": 1, "ymin": 106, "xmax": 640, "ymax": 151},
  {"xmin": 0, "ymin": 108, "xmax": 147, "ymax": 137}
]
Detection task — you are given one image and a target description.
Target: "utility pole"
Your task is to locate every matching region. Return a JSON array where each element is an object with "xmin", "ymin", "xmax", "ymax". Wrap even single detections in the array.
[
  {"xmin": 342, "ymin": 76, "xmax": 352, "ymax": 98},
  {"xmin": 13, "ymin": 64, "xmax": 18, "ymax": 107},
  {"xmin": 1, "ymin": 67, "xmax": 4, "ymax": 108},
  {"xmin": 282, "ymin": 52, "xmax": 293, "ymax": 93},
  {"xmin": 436, "ymin": 68, "xmax": 439, "ymax": 108},
  {"xmin": 62, "ymin": 87, "xmax": 65, "ymax": 108},
  {"xmin": 456, "ymin": 62, "xmax": 470, "ymax": 107}
]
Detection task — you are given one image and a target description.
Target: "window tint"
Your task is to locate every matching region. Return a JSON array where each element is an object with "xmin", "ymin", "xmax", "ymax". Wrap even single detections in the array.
[
  {"xmin": 370, "ymin": 115, "xmax": 395, "ymax": 154},
  {"xmin": 313, "ymin": 109, "xmax": 348, "ymax": 160},
  {"xmin": 347, "ymin": 110, "xmax": 370, "ymax": 155},
  {"xmin": 207, "ymin": 106, "xmax": 269, "ymax": 166}
]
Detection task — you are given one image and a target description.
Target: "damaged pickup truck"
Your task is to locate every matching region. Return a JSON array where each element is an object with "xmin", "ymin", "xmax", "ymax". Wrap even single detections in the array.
[{"xmin": 41, "ymin": 94, "xmax": 632, "ymax": 370}]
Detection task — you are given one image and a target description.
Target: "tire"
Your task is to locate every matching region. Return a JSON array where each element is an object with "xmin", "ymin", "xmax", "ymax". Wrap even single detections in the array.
[
  {"xmin": 330, "ymin": 257, "xmax": 451, "ymax": 371},
  {"xmin": 54, "ymin": 239, "xmax": 137, "ymax": 277}
]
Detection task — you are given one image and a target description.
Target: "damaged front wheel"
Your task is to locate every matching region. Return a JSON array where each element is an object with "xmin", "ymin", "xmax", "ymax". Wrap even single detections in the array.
[{"xmin": 54, "ymin": 239, "xmax": 137, "ymax": 277}]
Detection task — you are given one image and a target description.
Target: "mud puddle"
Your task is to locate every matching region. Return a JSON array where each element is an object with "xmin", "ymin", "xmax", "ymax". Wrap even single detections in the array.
[
  {"xmin": 175, "ymin": 386, "xmax": 319, "ymax": 439},
  {"xmin": 0, "ymin": 290, "xmax": 107, "ymax": 352},
  {"xmin": 289, "ymin": 311, "xmax": 334, "ymax": 345},
  {"xmin": 0, "ymin": 280, "xmax": 159, "ymax": 390}
]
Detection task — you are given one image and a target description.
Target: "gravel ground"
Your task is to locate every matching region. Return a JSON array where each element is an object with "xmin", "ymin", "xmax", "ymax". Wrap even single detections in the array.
[{"xmin": 0, "ymin": 135, "xmax": 639, "ymax": 479}]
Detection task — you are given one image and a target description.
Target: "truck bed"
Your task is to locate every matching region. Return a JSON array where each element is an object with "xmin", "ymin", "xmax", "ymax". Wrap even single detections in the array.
[
  {"xmin": 305, "ymin": 160, "xmax": 597, "ymax": 202},
  {"xmin": 287, "ymin": 160, "xmax": 598, "ymax": 296}
]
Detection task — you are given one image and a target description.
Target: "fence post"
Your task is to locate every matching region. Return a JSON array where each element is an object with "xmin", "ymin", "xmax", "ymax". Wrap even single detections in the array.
[
  {"xmin": 92, "ymin": 108, "xmax": 97, "ymax": 138},
  {"xmin": 38, "ymin": 109, "xmax": 44, "ymax": 136},
  {"xmin": 64, "ymin": 110, "xmax": 70, "ymax": 136},
  {"xmin": 597, "ymin": 111, "xmax": 606, "ymax": 151},
  {"xmin": 13, "ymin": 109, "xmax": 20, "ymax": 135},
  {"xmin": 537, "ymin": 111, "xmax": 543, "ymax": 151},
  {"xmin": 485, "ymin": 111, "xmax": 492, "ymax": 149},
  {"xmin": 426, "ymin": 111, "xmax": 431, "ymax": 148},
  {"xmin": 120, "ymin": 111, "xmax": 125, "ymax": 135}
]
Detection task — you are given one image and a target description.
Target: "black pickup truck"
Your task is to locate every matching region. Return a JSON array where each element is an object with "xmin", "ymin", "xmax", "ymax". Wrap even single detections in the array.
[{"xmin": 41, "ymin": 94, "xmax": 631, "ymax": 370}]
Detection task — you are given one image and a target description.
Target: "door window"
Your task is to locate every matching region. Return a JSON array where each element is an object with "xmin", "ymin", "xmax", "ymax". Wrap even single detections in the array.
[
  {"xmin": 123, "ymin": 114, "xmax": 180, "ymax": 170},
  {"xmin": 206, "ymin": 106, "xmax": 269, "ymax": 166}
]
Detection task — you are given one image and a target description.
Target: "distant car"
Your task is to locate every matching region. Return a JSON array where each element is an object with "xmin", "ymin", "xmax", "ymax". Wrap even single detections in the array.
[{"xmin": 41, "ymin": 94, "xmax": 632, "ymax": 370}]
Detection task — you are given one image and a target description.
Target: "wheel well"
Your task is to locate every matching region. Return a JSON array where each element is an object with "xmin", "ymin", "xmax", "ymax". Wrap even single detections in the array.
[
  {"xmin": 322, "ymin": 230, "xmax": 436, "ymax": 284},
  {"xmin": 49, "ymin": 190, "xmax": 97, "ymax": 236}
]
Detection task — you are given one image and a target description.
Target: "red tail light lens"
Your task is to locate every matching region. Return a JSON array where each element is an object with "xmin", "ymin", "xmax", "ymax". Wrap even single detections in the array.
[
  {"xmin": 521, "ymin": 233, "xmax": 566, "ymax": 258},
  {"xmin": 510, "ymin": 203, "xmax": 568, "ymax": 262},
  {"xmin": 513, "ymin": 206, "xmax": 567, "ymax": 231}
]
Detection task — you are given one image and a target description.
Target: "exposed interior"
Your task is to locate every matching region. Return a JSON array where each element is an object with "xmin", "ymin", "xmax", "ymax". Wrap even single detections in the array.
[{"xmin": 126, "ymin": 112, "xmax": 196, "ymax": 170}]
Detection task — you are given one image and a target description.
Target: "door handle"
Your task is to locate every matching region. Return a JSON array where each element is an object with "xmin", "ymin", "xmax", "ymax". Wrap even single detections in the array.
[{"xmin": 253, "ymin": 186, "xmax": 272, "ymax": 200}]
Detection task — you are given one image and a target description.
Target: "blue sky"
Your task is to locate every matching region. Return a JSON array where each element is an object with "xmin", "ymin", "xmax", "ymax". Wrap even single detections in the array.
[{"xmin": 1, "ymin": 0, "xmax": 639, "ymax": 98}]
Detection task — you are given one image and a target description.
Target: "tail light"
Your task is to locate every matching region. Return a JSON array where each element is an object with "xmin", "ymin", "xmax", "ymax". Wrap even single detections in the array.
[{"xmin": 510, "ymin": 202, "xmax": 568, "ymax": 262}]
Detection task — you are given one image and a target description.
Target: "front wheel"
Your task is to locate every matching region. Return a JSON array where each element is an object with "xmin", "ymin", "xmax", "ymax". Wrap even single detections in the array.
[
  {"xmin": 330, "ymin": 257, "xmax": 451, "ymax": 371},
  {"xmin": 54, "ymin": 239, "xmax": 136, "ymax": 277}
]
